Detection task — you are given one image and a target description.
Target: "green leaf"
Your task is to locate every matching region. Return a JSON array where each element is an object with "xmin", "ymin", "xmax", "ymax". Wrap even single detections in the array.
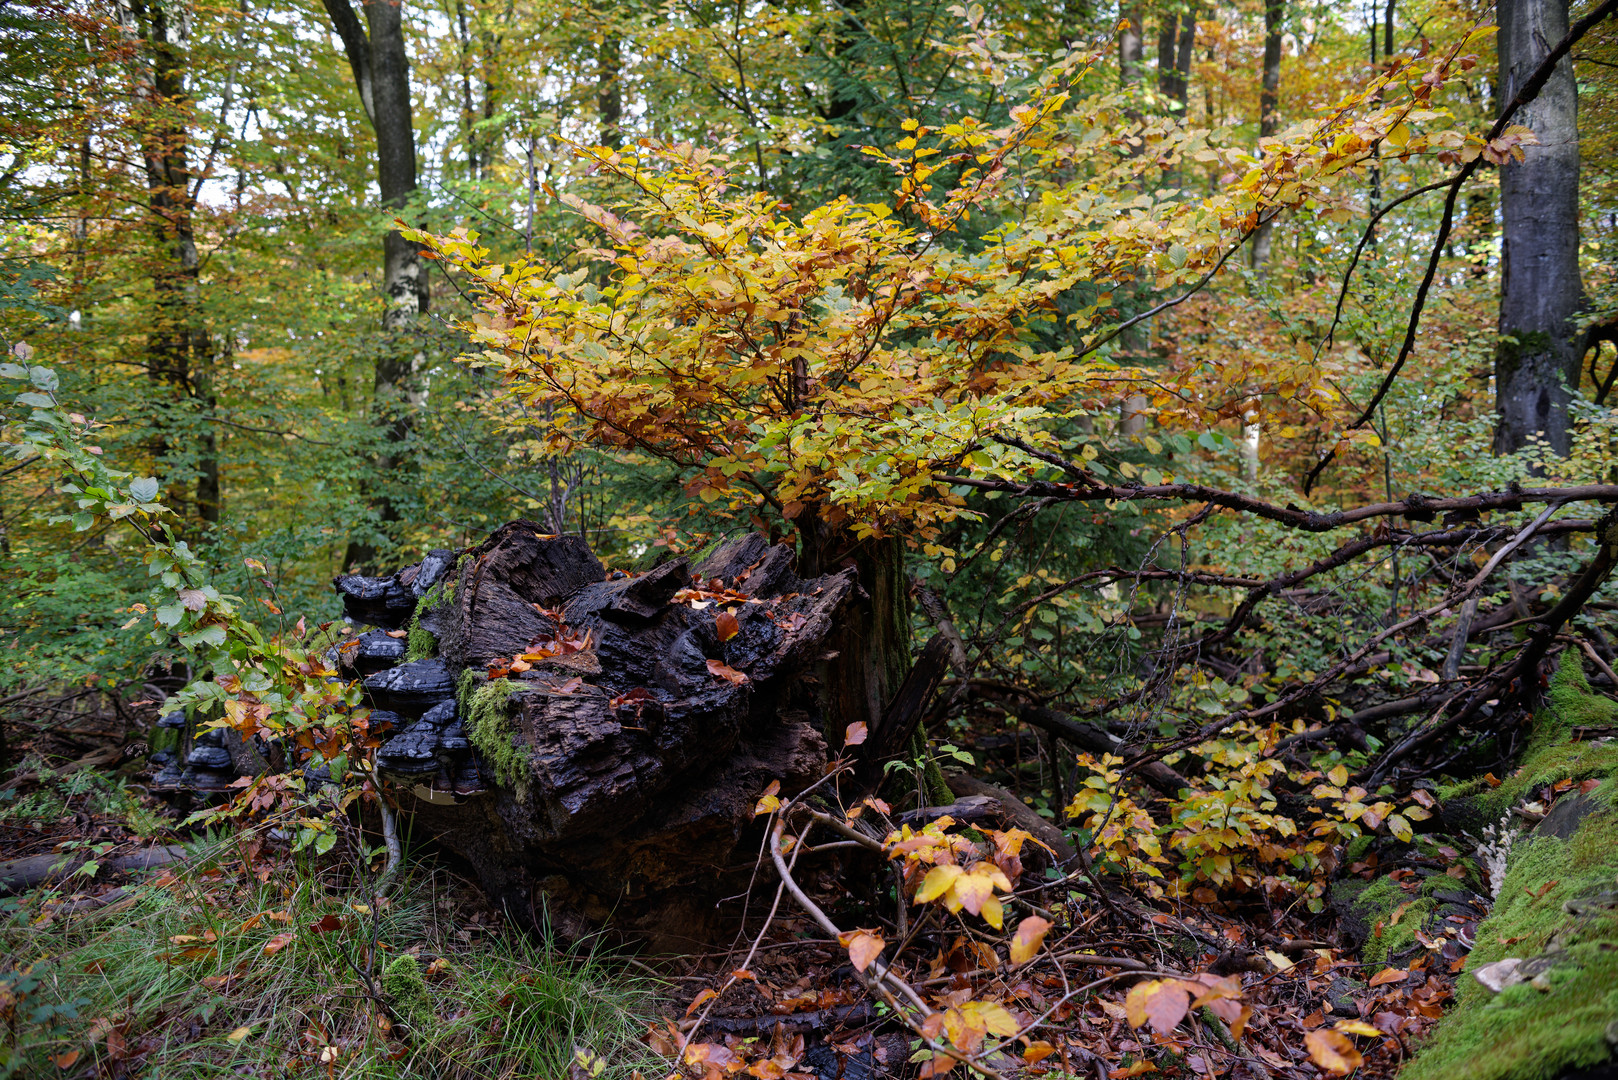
[
  {"xmin": 130, "ymin": 477, "xmax": 160, "ymax": 503},
  {"xmin": 314, "ymin": 831, "xmax": 337, "ymax": 855},
  {"xmin": 155, "ymin": 603, "xmax": 186, "ymax": 628},
  {"xmin": 71, "ymin": 511, "xmax": 93, "ymax": 531},
  {"xmin": 179, "ymin": 624, "xmax": 228, "ymax": 650},
  {"xmin": 15, "ymin": 392, "xmax": 52, "ymax": 408}
]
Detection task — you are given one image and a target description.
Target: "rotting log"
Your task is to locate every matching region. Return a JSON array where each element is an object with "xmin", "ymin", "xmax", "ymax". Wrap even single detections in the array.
[{"xmin": 335, "ymin": 522, "xmax": 858, "ymax": 947}]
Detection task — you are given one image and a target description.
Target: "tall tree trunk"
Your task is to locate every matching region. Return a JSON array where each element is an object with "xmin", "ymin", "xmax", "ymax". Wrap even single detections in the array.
[
  {"xmin": 1119, "ymin": 4, "xmax": 1143, "ymax": 89},
  {"xmin": 125, "ymin": 0, "xmax": 220, "ymax": 526},
  {"xmin": 1249, "ymin": 0, "xmax": 1283, "ymax": 272},
  {"xmin": 1157, "ymin": 14, "xmax": 1179, "ymax": 101},
  {"xmin": 1495, "ymin": 0, "xmax": 1582, "ymax": 458},
  {"xmin": 597, "ymin": 31, "xmax": 622, "ymax": 149},
  {"xmin": 323, "ymin": 0, "xmax": 429, "ymax": 569},
  {"xmin": 1157, "ymin": 6, "xmax": 1194, "ymax": 108},
  {"xmin": 1119, "ymin": 4, "xmax": 1147, "ymax": 435},
  {"xmin": 1173, "ymin": 9, "xmax": 1196, "ymax": 109},
  {"xmin": 454, "ymin": 0, "xmax": 478, "ymax": 178}
]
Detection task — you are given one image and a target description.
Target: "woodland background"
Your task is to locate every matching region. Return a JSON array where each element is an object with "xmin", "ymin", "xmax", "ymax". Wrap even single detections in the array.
[{"xmin": 3, "ymin": 0, "xmax": 1618, "ymax": 1075}]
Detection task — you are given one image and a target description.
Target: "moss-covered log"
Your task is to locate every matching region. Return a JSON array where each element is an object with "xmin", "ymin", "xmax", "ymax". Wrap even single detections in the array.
[{"xmin": 1397, "ymin": 656, "xmax": 1618, "ymax": 1080}]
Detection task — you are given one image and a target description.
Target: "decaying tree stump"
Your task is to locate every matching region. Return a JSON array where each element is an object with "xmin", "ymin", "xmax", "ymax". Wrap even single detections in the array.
[{"xmin": 334, "ymin": 522, "xmax": 857, "ymax": 946}]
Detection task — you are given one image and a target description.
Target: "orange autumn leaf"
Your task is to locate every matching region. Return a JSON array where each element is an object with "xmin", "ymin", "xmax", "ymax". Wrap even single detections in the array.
[
  {"xmin": 706, "ymin": 659, "xmax": 747, "ymax": 685},
  {"xmin": 1124, "ymin": 979, "xmax": 1190, "ymax": 1033},
  {"xmin": 1305, "ymin": 1028, "xmax": 1364, "ymax": 1075},
  {"xmin": 1009, "ymin": 915, "xmax": 1051, "ymax": 966},
  {"xmin": 839, "ymin": 929, "xmax": 885, "ymax": 973}
]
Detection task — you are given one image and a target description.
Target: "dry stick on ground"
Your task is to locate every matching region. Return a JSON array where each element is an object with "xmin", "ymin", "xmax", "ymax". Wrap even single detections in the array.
[
  {"xmin": 1575, "ymin": 636, "xmax": 1618, "ymax": 688},
  {"xmin": 766, "ymin": 793, "xmax": 1167, "ymax": 1080}
]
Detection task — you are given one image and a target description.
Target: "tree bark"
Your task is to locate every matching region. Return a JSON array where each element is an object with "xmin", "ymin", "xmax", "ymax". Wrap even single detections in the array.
[
  {"xmin": 1118, "ymin": 5, "xmax": 1143, "ymax": 89},
  {"xmin": 597, "ymin": 30, "xmax": 622, "ymax": 149},
  {"xmin": 122, "ymin": 0, "xmax": 221, "ymax": 526},
  {"xmin": 1495, "ymin": 0, "xmax": 1583, "ymax": 458},
  {"xmin": 323, "ymin": 0, "xmax": 429, "ymax": 570},
  {"xmin": 1249, "ymin": 0, "xmax": 1283, "ymax": 273}
]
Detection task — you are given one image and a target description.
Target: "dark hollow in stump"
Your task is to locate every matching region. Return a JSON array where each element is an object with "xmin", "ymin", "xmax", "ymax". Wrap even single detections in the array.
[{"xmin": 340, "ymin": 523, "xmax": 856, "ymax": 948}]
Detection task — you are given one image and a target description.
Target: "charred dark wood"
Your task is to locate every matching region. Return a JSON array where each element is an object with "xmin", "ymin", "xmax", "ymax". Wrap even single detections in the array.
[{"xmin": 353, "ymin": 522, "xmax": 857, "ymax": 946}]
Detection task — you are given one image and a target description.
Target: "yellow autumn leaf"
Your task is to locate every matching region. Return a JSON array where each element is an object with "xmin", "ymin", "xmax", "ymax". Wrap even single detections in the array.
[{"xmin": 915, "ymin": 864, "xmax": 963, "ymax": 905}]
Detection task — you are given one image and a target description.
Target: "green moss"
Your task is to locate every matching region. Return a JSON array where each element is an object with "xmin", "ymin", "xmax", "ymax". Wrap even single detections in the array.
[
  {"xmin": 1344, "ymin": 834, "xmax": 1375, "ymax": 863},
  {"xmin": 466, "ymin": 677, "xmax": 527, "ymax": 800},
  {"xmin": 1401, "ymin": 655, "xmax": 1618, "ymax": 1080},
  {"xmin": 1332, "ymin": 874, "xmax": 1436, "ymax": 966},
  {"xmin": 382, "ymin": 954, "xmax": 430, "ymax": 1015},
  {"xmin": 1365, "ymin": 897, "xmax": 1434, "ymax": 966},
  {"xmin": 402, "ymin": 578, "xmax": 455, "ymax": 662},
  {"xmin": 1449, "ymin": 655, "xmax": 1618, "ymax": 826},
  {"xmin": 1401, "ymin": 813, "xmax": 1618, "ymax": 1080}
]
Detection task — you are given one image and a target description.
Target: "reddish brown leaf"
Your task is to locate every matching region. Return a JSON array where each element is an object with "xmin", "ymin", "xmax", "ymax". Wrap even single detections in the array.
[
  {"xmin": 1124, "ymin": 979, "xmax": 1189, "ymax": 1033},
  {"xmin": 262, "ymin": 932, "xmax": 295, "ymax": 956},
  {"xmin": 843, "ymin": 721, "xmax": 868, "ymax": 747},
  {"xmin": 1368, "ymin": 967, "xmax": 1407, "ymax": 988},
  {"xmin": 715, "ymin": 610, "xmax": 740, "ymax": 641}
]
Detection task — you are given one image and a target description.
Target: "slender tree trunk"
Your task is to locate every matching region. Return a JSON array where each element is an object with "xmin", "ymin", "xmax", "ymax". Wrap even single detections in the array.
[
  {"xmin": 454, "ymin": 0, "xmax": 478, "ymax": 178},
  {"xmin": 1158, "ymin": 6, "xmax": 1194, "ymax": 108},
  {"xmin": 1495, "ymin": 0, "xmax": 1582, "ymax": 458},
  {"xmin": 1174, "ymin": 9, "xmax": 1196, "ymax": 110},
  {"xmin": 1119, "ymin": 4, "xmax": 1143, "ymax": 89},
  {"xmin": 1250, "ymin": 0, "xmax": 1283, "ymax": 272},
  {"xmin": 1157, "ymin": 14, "xmax": 1179, "ymax": 101},
  {"xmin": 323, "ymin": 0, "xmax": 429, "ymax": 569},
  {"xmin": 126, "ymin": 0, "xmax": 220, "ymax": 526},
  {"xmin": 597, "ymin": 31, "xmax": 622, "ymax": 149},
  {"xmin": 1119, "ymin": 3, "xmax": 1147, "ymax": 435}
]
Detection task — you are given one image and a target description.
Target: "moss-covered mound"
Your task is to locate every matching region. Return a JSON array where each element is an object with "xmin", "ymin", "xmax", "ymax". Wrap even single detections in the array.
[{"xmin": 1401, "ymin": 656, "xmax": 1618, "ymax": 1080}]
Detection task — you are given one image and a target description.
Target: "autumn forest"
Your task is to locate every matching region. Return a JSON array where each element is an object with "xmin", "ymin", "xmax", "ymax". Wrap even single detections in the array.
[{"xmin": 3, "ymin": 0, "xmax": 1618, "ymax": 1076}]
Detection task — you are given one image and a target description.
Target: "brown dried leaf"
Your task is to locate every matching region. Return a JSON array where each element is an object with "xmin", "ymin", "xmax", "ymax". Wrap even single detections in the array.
[{"xmin": 715, "ymin": 610, "xmax": 740, "ymax": 641}]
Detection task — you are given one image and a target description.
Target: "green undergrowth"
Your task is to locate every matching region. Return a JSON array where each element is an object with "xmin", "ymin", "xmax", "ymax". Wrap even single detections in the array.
[
  {"xmin": 461, "ymin": 674, "xmax": 527, "ymax": 799},
  {"xmin": 1402, "ymin": 655, "xmax": 1618, "ymax": 1080},
  {"xmin": 0, "ymin": 837, "xmax": 656, "ymax": 1079}
]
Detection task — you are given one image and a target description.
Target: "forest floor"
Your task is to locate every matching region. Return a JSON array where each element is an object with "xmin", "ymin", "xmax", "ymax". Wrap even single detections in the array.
[{"xmin": 1, "ymin": 673, "xmax": 1614, "ymax": 1080}]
